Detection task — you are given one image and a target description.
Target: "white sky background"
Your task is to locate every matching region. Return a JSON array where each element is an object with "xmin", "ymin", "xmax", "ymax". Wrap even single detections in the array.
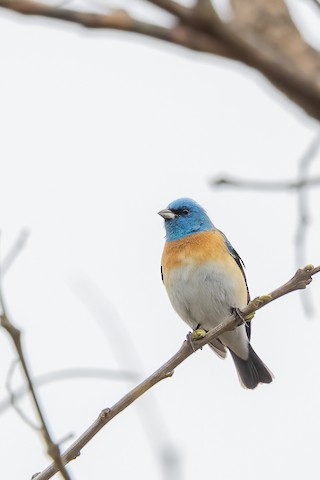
[{"xmin": 0, "ymin": 1, "xmax": 320, "ymax": 479}]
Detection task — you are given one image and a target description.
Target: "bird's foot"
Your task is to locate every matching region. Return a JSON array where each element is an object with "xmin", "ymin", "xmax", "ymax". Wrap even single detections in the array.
[
  {"xmin": 192, "ymin": 328, "xmax": 207, "ymax": 340},
  {"xmin": 232, "ymin": 307, "xmax": 254, "ymax": 326},
  {"xmin": 253, "ymin": 295, "xmax": 272, "ymax": 307},
  {"xmin": 187, "ymin": 328, "xmax": 207, "ymax": 352},
  {"xmin": 245, "ymin": 311, "xmax": 255, "ymax": 322}
]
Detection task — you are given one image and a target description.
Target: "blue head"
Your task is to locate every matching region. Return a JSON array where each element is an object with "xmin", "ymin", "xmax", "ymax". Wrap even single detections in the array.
[{"xmin": 158, "ymin": 198, "xmax": 214, "ymax": 242}]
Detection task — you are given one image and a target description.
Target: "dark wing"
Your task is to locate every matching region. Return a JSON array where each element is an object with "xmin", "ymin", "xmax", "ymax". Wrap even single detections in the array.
[
  {"xmin": 219, "ymin": 230, "xmax": 251, "ymax": 340},
  {"xmin": 161, "ymin": 265, "xmax": 164, "ymax": 283}
]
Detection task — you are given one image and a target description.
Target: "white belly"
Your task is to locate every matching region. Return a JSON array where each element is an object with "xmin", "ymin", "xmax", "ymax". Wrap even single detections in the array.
[{"xmin": 164, "ymin": 262, "xmax": 249, "ymax": 358}]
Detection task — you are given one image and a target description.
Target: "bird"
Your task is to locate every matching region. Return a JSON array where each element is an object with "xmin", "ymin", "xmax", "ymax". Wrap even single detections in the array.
[{"xmin": 158, "ymin": 197, "xmax": 273, "ymax": 389}]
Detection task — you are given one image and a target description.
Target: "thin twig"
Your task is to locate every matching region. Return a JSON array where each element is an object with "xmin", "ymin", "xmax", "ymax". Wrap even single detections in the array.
[
  {"xmin": 0, "ymin": 322, "xmax": 72, "ymax": 479},
  {"xmin": 33, "ymin": 264, "xmax": 320, "ymax": 480},
  {"xmin": 1, "ymin": 229, "xmax": 29, "ymax": 276},
  {"xmin": 0, "ymin": 238, "xmax": 71, "ymax": 480},
  {"xmin": 0, "ymin": 3, "xmax": 174, "ymax": 40},
  {"xmin": 145, "ymin": 0, "xmax": 190, "ymax": 18}
]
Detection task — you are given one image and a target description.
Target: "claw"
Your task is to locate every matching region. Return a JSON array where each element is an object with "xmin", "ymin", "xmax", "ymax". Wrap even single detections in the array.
[
  {"xmin": 186, "ymin": 332, "xmax": 196, "ymax": 352},
  {"xmin": 233, "ymin": 307, "xmax": 249, "ymax": 327}
]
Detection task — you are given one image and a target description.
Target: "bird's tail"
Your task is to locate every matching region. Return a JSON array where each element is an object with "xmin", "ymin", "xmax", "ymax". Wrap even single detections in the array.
[{"xmin": 229, "ymin": 344, "xmax": 273, "ymax": 389}]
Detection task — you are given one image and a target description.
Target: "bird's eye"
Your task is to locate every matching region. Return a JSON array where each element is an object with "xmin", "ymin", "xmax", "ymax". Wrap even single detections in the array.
[{"xmin": 182, "ymin": 209, "xmax": 189, "ymax": 216}]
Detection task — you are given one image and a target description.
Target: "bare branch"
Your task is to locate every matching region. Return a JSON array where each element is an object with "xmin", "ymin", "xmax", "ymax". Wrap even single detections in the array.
[
  {"xmin": 0, "ymin": 3, "xmax": 166, "ymax": 37},
  {"xmin": 191, "ymin": 0, "xmax": 221, "ymax": 27},
  {"xmin": 0, "ymin": 1, "xmax": 235, "ymax": 58},
  {"xmin": 0, "ymin": 0, "xmax": 319, "ymax": 118},
  {"xmin": 0, "ymin": 250, "xmax": 71, "ymax": 479},
  {"xmin": 34, "ymin": 264, "xmax": 320, "ymax": 480},
  {"xmin": 146, "ymin": 0, "xmax": 190, "ymax": 18},
  {"xmin": 228, "ymin": 0, "xmax": 320, "ymax": 115}
]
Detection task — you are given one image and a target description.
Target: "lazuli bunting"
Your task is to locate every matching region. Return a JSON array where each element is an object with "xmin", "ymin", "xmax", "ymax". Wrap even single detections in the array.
[{"xmin": 158, "ymin": 198, "xmax": 272, "ymax": 389}]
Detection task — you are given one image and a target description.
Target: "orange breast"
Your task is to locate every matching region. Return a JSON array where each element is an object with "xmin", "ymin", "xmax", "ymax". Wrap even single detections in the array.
[{"xmin": 161, "ymin": 230, "xmax": 230, "ymax": 272}]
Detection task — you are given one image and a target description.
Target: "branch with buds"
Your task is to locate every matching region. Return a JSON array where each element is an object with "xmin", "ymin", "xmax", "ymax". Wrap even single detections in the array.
[{"xmin": 33, "ymin": 264, "xmax": 320, "ymax": 480}]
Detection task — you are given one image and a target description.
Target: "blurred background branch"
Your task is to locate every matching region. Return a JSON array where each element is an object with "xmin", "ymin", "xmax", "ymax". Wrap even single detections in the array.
[
  {"xmin": 210, "ymin": 176, "xmax": 320, "ymax": 190},
  {"xmin": 211, "ymin": 132, "xmax": 320, "ymax": 315},
  {"xmin": 295, "ymin": 133, "xmax": 320, "ymax": 314},
  {"xmin": 5, "ymin": 359, "xmax": 41, "ymax": 431},
  {"xmin": 0, "ymin": 366, "xmax": 139, "ymax": 414},
  {"xmin": 0, "ymin": 0, "xmax": 319, "ymax": 119},
  {"xmin": 1, "ymin": 229, "xmax": 29, "ymax": 276},
  {"xmin": 70, "ymin": 274, "xmax": 183, "ymax": 480}
]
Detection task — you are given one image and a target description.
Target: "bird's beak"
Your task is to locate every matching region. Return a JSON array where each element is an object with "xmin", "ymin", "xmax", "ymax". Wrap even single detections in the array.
[{"xmin": 158, "ymin": 208, "xmax": 176, "ymax": 220}]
